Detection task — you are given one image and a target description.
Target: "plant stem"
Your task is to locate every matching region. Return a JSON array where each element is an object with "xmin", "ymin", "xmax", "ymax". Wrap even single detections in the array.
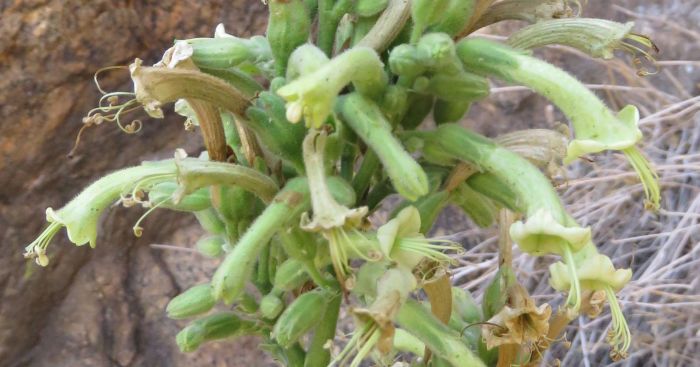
[
  {"xmin": 304, "ymin": 292, "xmax": 341, "ymax": 367},
  {"xmin": 356, "ymin": 0, "xmax": 411, "ymax": 52},
  {"xmin": 397, "ymin": 299, "xmax": 486, "ymax": 367}
]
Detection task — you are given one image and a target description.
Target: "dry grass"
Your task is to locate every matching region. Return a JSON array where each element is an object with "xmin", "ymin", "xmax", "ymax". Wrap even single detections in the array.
[{"xmin": 447, "ymin": 3, "xmax": 700, "ymax": 366}]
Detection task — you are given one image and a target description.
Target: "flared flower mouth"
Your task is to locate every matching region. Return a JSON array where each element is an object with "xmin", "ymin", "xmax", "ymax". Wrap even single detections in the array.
[
  {"xmin": 565, "ymin": 104, "xmax": 660, "ymax": 211},
  {"xmin": 377, "ymin": 206, "xmax": 462, "ymax": 270},
  {"xmin": 277, "ymin": 46, "xmax": 385, "ymax": 129},
  {"xmin": 549, "ymin": 249, "xmax": 633, "ymax": 359},
  {"xmin": 564, "ymin": 105, "xmax": 642, "ymax": 164},
  {"xmin": 509, "ymin": 209, "xmax": 591, "ymax": 256}
]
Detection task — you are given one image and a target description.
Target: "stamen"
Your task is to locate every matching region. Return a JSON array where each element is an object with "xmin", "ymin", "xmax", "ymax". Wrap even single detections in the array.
[
  {"xmin": 605, "ymin": 286, "xmax": 631, "ymax": 360},
  {"xmin": 23, "ymin": 221, "xmax": 63, "ymax": 267},
  {"xmin": 622, "ymin": 146, "xmax": 660, "ymax": 210},
  {"xmin": 562, "ymin": 246, "xmax": 582, "ymax": 314},
  {"xmin": 132, "ymin": 198, "xmax": 168, "ymax": 237},
  {"xmin": 93, "ymin": 65, "xmax": 129, "ymax": 95},
  {"xmin": 349, "ymin": 326, "xmax": 380, "ymax": 367},
  {"xmin": 621, "ymin": 33, "xmax": 659, "ymax": 76}
]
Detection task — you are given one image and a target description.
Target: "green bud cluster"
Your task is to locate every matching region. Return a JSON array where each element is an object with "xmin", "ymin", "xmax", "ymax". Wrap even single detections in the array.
[{"xmin": 25, "ymin": 1, "xmax": 661, "ymax": 365}]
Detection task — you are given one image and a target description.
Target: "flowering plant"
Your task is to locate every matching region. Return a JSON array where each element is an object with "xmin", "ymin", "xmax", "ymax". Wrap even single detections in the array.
[{"xmin": 25, "ymin": 0, "xmax": 661, "ymax": 365}]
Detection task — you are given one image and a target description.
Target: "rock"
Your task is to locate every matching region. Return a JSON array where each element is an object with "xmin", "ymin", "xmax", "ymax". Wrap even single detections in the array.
[{"xmin": 0, "ymin": 1, "xmax": 269, "ymax": 366}]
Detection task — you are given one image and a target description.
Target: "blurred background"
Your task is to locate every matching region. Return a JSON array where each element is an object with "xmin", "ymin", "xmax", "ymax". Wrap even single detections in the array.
[{"xmin": 0, "ymin": 1, "xmax": 697, "ymax": 366}]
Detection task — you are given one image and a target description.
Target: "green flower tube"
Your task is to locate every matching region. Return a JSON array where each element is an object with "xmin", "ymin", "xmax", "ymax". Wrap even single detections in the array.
[
  {"xmin": 185, "ymin": 35, "xmax": 272, "ymax": 70},
  {"xmin": 277, "ymin": 46, "xmax": 386, "ymax": 129},
  {"xmin": 396, "ymin": 299, "xmax": 486, "ymax": 367},
  {"xmin": 299, "ymin": 129, "xmax": 369, "ymax": 285},
  {"xmin": 507, "ymin": 18, "xmax": 657, "ymax": 65},
  {"xmin": 413, "ymin": 124, "xmax": 591, "ymax": 311},
  {"xmin": 468, "ymin": 0, "xmax": 572, "ymax": 33},
  {"xmin": 211, "ymin": 176, "xmax": 355, "ymax": 303},
  {"xmin": 338, "ymin": 93, "xmax": 429, "ymax": 201},
  {"xmin": 23, "ymin": 161, "xmax": 178, "ymax": 265},
  {"xmin": 456, "ymin": 38, "xmax": 660, "ymax": 209}
]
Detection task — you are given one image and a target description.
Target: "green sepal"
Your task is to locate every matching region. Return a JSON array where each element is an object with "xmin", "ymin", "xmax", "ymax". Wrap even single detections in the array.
[
  {"xmin": 272, "ymin": 289, "xmax": 337, "ymax": 348},
  {"xmin": 196, "ymin": 235, "xmax": 227, "ymax": 258},
  {"xmin": 452, "ymin": 182, "xmax": 499, "ymax": 228},
  {"xmin": 268, "ymin": 0, "xmax": 312, "ymax": 76},
  {"xmin": 166, "ymin": 283, "xmax": 216, "ymax": 320},
  {"xmin": 356, "ymin": 0, "xmax": 389, "ymax": 17},
  {"xmin": 176, "ymin": 312, "xmax": 257, "ymax": 352}
]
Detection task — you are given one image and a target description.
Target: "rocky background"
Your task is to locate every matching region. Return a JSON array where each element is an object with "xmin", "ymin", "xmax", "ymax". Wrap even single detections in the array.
[
  {"xmin": 1, "ymin": 1, "xmax": 698, "ymax": 367},
  {"xmin": 0, "ymin": 1, "xmax": 269, "ymax": 366}
]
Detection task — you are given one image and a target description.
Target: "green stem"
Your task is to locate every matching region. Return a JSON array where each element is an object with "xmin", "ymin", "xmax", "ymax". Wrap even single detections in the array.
[
  {"xmin": 318, "ymin": 0, "xmax": 353, "ymax": 56},
  {"xmin": 393, "ymin": 328, "xmax": 425, "ymax": 356},
  {"xmin": 397, "ymin": 299, "xmax": 486, "ymax": 367},
  {"xmin": 304, "ymin": 292, "xmax": 341, "ymax": 367},
  {"xmin": 175, "ymin": 158, "xmax": 279, "ymax": 204},
  {"xmin": 351, "ymin": 150, "xmax": 380, "ymax": 198},
  {"xmin": 356, "ymin": 0, "xmax": 412, "ymax": 52}
]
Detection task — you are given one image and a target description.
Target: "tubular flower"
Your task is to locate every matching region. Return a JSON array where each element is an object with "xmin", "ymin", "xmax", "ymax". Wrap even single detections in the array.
[
  {"xmin": 549, "ymin": 243, "xmax": 633, "ymax": 360},
  {"xmin": 299, "ymin": 129, "xmax": 371, "ymax": 286},
  {"xmin": 23, "ymin": 160, "xmax": 178, "ymax": 266},
  {"xmin": 411, "ymin": 124, "xmax": 591, "ymax": 312},
  {"xmin": 277, "ymin": 46, "xmax": 386, "ymax": 128},
  {"xmin": 332, "ymin": 267, "xmax": 417, "ymax": 367},
  {"xmin": 456, "ymin": 38, "xmax": 660, "ymax": 210},
  {"xmin": 507, "ymin": 18, "xmax": 658, "ymax": 75}
]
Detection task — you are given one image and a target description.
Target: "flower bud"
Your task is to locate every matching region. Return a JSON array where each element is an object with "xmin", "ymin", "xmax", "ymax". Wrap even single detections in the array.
[
  {"xmin": 389, "ymin": 44, "xmax": 426, "ymax": 78},
  {"xmin": 176, "ymin": 312, "xmax": 255, "ymax": 352},
  {"xmin": 399, "ymin": 92, "xmax": 434, "ymax": 130},
  {"xmin": 193, "ymin": 209, "xmax": 226, "ymax": 235},
  {"xmin": 397, "ymin": 299, "xmax": 485, "ymax": 367},
  {"xmin": 428, "ymin": 71, "xmax": 489, "ymax": 103},
  {"xmin": 267, "ymin": 0, "xmax": 312, "ymax": 76},
  {"xmin": 273, "ymin": 258, "xmax": 310, "ymax": 292},
  {"xmin": 411, "ymin": 0, "xmax": 450, "ymax": 40},
  {"xmin": 166, "ymin": 284, "xmax": 216, "ymax": 320},
  {"xmin": 196, "ymin": 235, "xmax": 227, "ymax": 258},
  {"xmin": 433, "ymin": 99, "xmax": 472, "ymax": 124},
  {"xmin": 260, "ymin": 293, "xmax": 285, "ymax": 319},
  {"xmin": 357, "ymin": 0, "xmax": 389, "ymax": 17},
  {"xmin": 428, "ymin": 0, "xmax": 476, "ymax": 36},
  {"xmin": 416, "ymin": 32, "xmax": 459, "ymax": 71},
  {"xmin": 272, "ymin": 289, "xmax": 335, "ymax": 348}
]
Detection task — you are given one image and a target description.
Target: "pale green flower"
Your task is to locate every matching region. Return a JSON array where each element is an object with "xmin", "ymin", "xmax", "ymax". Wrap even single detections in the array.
[{"xmin": 549, "ymin": 243, "xmax": 633, "ymax": 360}]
